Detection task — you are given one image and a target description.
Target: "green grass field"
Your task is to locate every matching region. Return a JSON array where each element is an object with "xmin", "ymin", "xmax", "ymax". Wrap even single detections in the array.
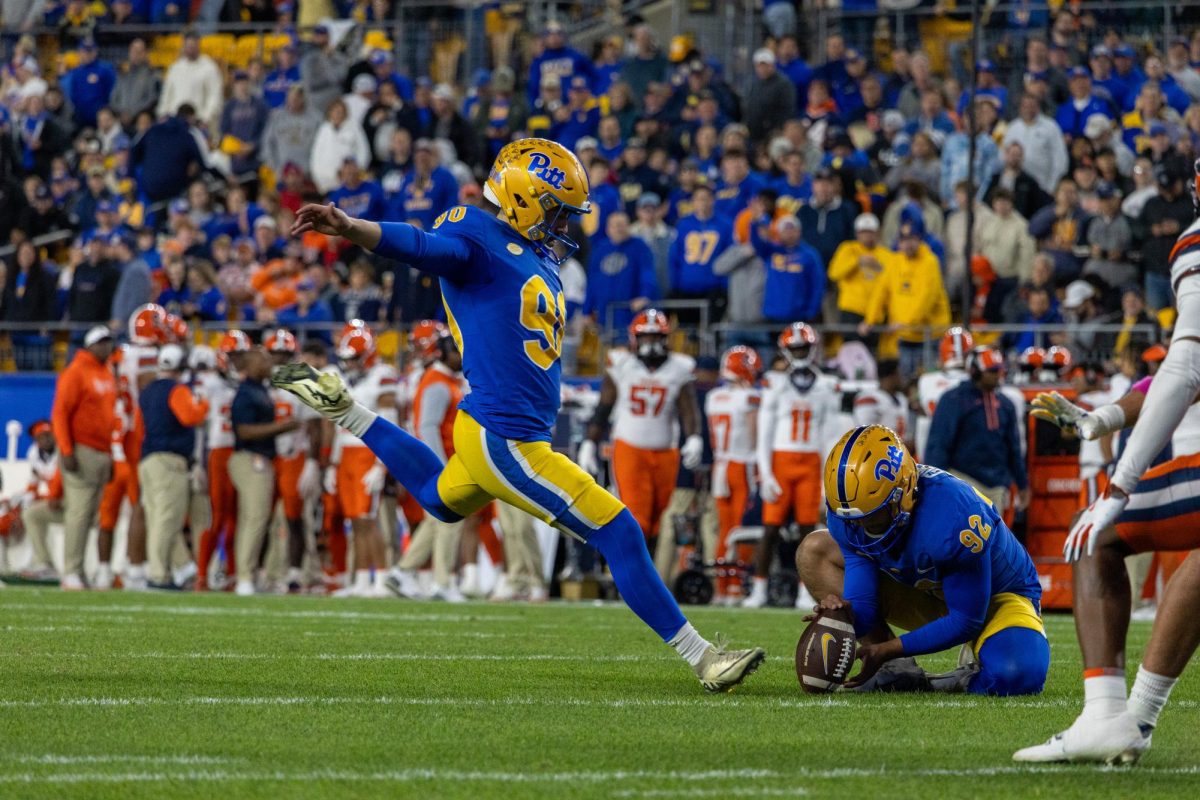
[{"xmin": 1, "ymin": 587, "xmax": 1198, "ymax": 799}]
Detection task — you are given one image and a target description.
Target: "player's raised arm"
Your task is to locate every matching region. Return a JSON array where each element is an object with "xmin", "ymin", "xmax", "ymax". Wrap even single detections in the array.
[{"xmin": 291, "ymin": 203, "xmax": 478, "ymax": 283}]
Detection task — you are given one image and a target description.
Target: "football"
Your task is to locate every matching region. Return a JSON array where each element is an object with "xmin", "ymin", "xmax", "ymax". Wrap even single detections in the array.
[{"xmin": 795, "ymin": 606, "xmax": 858, "ymax": 693}]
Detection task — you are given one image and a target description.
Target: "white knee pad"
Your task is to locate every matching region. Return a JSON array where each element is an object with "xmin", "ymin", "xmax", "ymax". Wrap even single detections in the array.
[{"xmin": 1112, "ymin": 336, "xmax": 1200, "ymax": 491}]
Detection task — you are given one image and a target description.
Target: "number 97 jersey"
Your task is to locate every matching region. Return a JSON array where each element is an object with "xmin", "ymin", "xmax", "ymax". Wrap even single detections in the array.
[
  {"xmin": 430, "ymin": 204, "xmax": 569, "ymax": 443},
  {"xmin": 607, "ymin": 350, "xmax": 696, "ymax": 451}
]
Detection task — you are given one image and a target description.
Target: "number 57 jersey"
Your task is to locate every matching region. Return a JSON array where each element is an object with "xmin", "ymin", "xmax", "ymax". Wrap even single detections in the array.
[
  {"xmin": 430, "ymin": 204, "xmax": 569, "ymax": 443},
  {"xmin": 607, "ymin": 350, "xmax": 696, "ymax": 450}
]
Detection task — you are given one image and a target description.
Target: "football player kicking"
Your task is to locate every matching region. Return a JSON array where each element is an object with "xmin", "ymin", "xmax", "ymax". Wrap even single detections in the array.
[
  {"xmin": 273, "ymin": 138, "xmax": 764, "ymax": 691},
  {"xmin": 797, "ymin": 425, "xmax": 1049, "ymax": 695}
]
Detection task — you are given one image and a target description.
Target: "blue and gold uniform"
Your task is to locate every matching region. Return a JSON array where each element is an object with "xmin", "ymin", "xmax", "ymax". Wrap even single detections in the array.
[
  {"xmin": 373, "ymin": 202, "xmax": 623, "ymax": 541},
  {"xmin": 824, "ymin": 425, "xmax": 1049, "ymax": 696},
  {"xmin": 276, "ymin": 139, "xmax": 775, "ymax": 682}
]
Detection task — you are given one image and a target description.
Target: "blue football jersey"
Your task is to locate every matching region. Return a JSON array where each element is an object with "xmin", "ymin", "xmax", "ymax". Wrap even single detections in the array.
[
  {"xmin": 828, "ymin": 465, "xmax": 1041, "ymax": 603},
  {"xmin": 427, "ymin": 204, "xmax": 566, "ymax": 442}
]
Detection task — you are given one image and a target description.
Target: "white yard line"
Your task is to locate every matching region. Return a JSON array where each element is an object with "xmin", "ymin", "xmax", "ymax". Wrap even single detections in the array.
[
  {"xmin": 0, "ymin": 601, "xmax": 522, "ymax": 623},
  {"xmin": 0, "ymin": 764, "xmax": 1198, "ymax": 785},
  {"xmin": 10, "ymin": 755, "xmax": 238, "ymax": 765},
  {"xmin": 1, "ymin": 693, "xmax": 1193, "ymax": 712}
]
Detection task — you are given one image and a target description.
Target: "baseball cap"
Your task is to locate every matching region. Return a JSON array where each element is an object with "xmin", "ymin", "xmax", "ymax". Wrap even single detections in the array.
[
  {"xmin": 1063, "ymin": 279, "xmax": 1097, "ymax": 309},
  {"xmin": 776, "ymin": 214, "xmax": 801, "ymax": 231},
  {"xmin": 84, "ymin": 325, "xmax": 114, "ymax": 347},
  {"xmin": 352, "ymin": 74, "xmax": 377, "ymax": 93},
  {"xmin": 158, "ymin": 344, "xmax": 185, "ymax": 372},
  {"xmin": 1114, "ymin": 44, "xmax": 1136, "ymax": 59},
  {"xmin": 813, "ymin": 166, "xmax": 836, "ymax": 181},
  {"xmin": 752, "ymin": 48, "xmax": 776, "ymax": 66},
  {"xmin": 976, "ymin": 59, "xmax": 996, "ymax": 73},
  {"xmin": 413, "ymin": 137, "xmax": 435, "ymax": 152},
  {"xmin": 33, "ymin": 184, "xmax": 50, "ymax": 200},
  {"xmin": 1068, "ymin": 65, "xmax": 1091, "ymax": 79},
  {"xmin": 80, "ymin": 38, "xmax": 97, "ymax": 51},
  {"xmin": 1149, "ymin": 122, "xmax": 1168, "ymax": 137},
  {"xmin": 845, "ymin": 48, "xmax": 865, "ymax": 63},
  {"xmin": 297, "ymin": 278, "xmax": 316, "ymax": 291},
  {"xmin": 1091, "ymin": 44, "xmax": 1112, "ymax": 59},
  {"xmin": 313, "ymin": 24, "xmax": 329, "ymax": 35},
  {"xmin": 170, "ymin": 198, "xmax": 189, "ymax": 214},
  {"xmin": 854, "ymin": 213, "xmax": 880, "ymax": 233},
  {"xmin": 254, "ymin": 215, "xmax": 277, "ymax": 230},
  {"xmin": 543, "ymin": 20, "xmax": 564, "ymax": 35},
  {"xmin": 96, "ymin": 198, "xmax": 119, "ymax": 214},
  {"xmin": 574, "ymin": 136, "xmax": 598, "ymax": 151},
  {"xmin": 368, "ymin": 49, "xmax": 391, "ymax": 66},
  {"xmin": 1095, "ymin": 181, "xmax": 1118, "ymax": 199},
  {"xmin": 569, "ymin": 75, "xmax": 589, "ymax": 90},
  {"xmin": 111, "ymin": 132, "xmax": 131, "ymax": 151},
  {"xmin": 626, "ymin": 136, "xmax": 647, "ymax": 150},
  {"xmin": 637, "ymin": 192, "xmax": 662, "ymax": 209},
  {"xmin": 882, "ymin": 109, "xmax": 905, "ymax": 132},
  {"xmin": 432, "ymin": 83, "xmax": 455, "ymax": 101},
  {"xmin": 1083, "ymin": 113, "xmax": 1111, "ymax": 138}
]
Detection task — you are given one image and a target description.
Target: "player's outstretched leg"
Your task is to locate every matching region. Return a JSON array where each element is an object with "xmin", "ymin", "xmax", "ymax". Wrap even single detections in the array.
[
  {"xmin": 590, "ymin": 507, "xmax": 764, "ymax": 692},
  {"xmin": 272, "ymin": 363, "xmax": 460, "ymax": 522}
]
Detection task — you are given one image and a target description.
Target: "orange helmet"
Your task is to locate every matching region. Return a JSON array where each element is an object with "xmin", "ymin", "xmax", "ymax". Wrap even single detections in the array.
[
  {"xmin": 939, "ymin": 326, "xmax": 974, "ymax": 369},
  {"xmin": 967, "ymin": 346, "xmax": 1006, "ymax": 377},
  {"xmin": 219, "ymin": 329, "xmax": 253, "ymax": 354},
  {"xmin": 1018, "ymin": 346, "xmax": 1046, "ymax": 371},
  {"xmin": 411, "ymin": 319, "xmax": 450, "ymax": 362},
  {"xmin": 778, "ymin": 322, "xmax": 819, "ymax": 369},
  {"xmin": 336, "ymin": 325, "xmax": 377, "ymax": 368},
  {"xmin": 164, "ymin": 314, "xmax": 189, "ymax": 344},
  {"xmin": 629, "ymin": 309, "xmax": 671, "ymax": 339},
  {"xmin": 341, "ymin": 319, "xmax": 368, "ymax": 339},
  {"xmin": 1046, "ymin": 345, "xmax": 1073, "ymax": 374},
  {"xmin": 720, "ymin": 345, "xmax": 763, "ymax": 385},
  {"xmin": 128, "ymin": 303, "xmax": 168, "ymax": 346},
  {"xmin": 264, "ymin": 328, "xmax": 298, "ymax": 354},
  {"xmin": 629, "ymin": 309, "xmax": 671, "ymax": 359}
]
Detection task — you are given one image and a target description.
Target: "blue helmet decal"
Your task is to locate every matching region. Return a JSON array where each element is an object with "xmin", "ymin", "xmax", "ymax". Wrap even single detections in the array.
[
  {"xmin": 873, "ymin": 445, "xmax": 904, "ymax": 483},
  {"xmin": 527, "ymin": 152, "xmax": 567, "ymax": 189}
]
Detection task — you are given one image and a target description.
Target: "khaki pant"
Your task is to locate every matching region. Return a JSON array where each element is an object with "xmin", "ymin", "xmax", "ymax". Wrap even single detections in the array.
[
  {"xmin": 948, "ymin": 470, "xmax": 1008, "ymax": 512},
  {"xmin": 378, "ymin": 495, "xmax": 398, "ymax": 565},
  {"xmin": 21, "ymin": 499, "xmax": 64, "ymax": 570},
  {"xmin": 61, "ymin": 445, "xmax": 111, "ymax": 579},
  {"xmin": 399, "ymin": 516, "xmax": 463, "ymax": 587},
  {"xmin": 228, "ymin": 451, "xmax": 276, "ymax": 583},
  {"xmin": 497, "ymin": 503, "xmax": 543, "ymax": 592},
  {"xmin": 139, "ymin": 452, "xmax": 191, "ymax": 585},
  {"xmin": 655, "ymin": 488, "xmax": 718, "ymax": 581}
]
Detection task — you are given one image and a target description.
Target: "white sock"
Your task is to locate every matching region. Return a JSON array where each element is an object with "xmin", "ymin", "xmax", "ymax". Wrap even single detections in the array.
[
  {"xmin": 126, "ymin": 563, "xmax": 145, "ymax": 580},
  {"xmin": 354, "ymin": 569, "xmax": 372, "ymax": 591},
  {"xmin": 339, "ymin": 403, "xmax": 378, "ymax": 437},
  {"xmin": 668, "ymin": 622, "xmax": 712, "ymax": 668},
  {"xmin": 286, "ymin": 567, "xmax": 303, "ymax": 585},
  {"xmin": 1083, "ymin": 673, "xmax": 1128, "ymax": 718},
  {"xmin": 1128, "ymin": 665, "xmax": 1177, "ymax": 729},
  {"xmin": 97, "ymin": 561, "xmax": 110, "ymax": 575},
  {"xmin": 752, "ymin": 577, "xmax": 767, "ymax": 594},
  {"xmin": 372, "ymin": 570, "xmax": 387, "ymax": 590}
]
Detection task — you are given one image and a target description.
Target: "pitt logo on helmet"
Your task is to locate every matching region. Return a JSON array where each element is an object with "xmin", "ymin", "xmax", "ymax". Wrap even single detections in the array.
[
  {"xmin": 873, "ymin": 445, "xmax": 904, "ymax": 482},
  {"xmin": 527, "ymin": 152, "xmax": 567, "ymax": 189}
]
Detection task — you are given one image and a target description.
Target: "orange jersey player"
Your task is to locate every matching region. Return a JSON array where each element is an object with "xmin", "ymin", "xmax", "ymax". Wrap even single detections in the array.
[
  {"xmin": 265, "ymin": 328, "xmax": 321, "ymax": 592},
  {"xmin": 192, "ymin": 332, "xmax": 250, "ymax": 589},
  {"xmin": 704, "ymin": 346, "xmax": 763, "ymax": 604},
  {"xmin": 915, "ymin": 326, "xmax": 972, "ymax": 459},
  {"xmin": 580, "ymin": 309, "xmax": 704, "ymax": 559},
  {"xmin": 746, "ymin": 322, "xmax": 840, "ymax": 609},
  {"xmin": 331, "ymin": 324, "xmax": 399, "ymax": 597}
]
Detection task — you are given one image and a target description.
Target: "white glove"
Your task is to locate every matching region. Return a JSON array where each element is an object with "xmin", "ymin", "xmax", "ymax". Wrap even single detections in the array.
[
  {"xmin": 189, "ymin": 463, "xmax": 207, "ymax": 493},
  {"xmin": 1064, "ymin": 486, "xmax": 1129, "ymax": 562},
  {"xmin": 1030, "ymin": 392, "xmax": 1101, "ymax": 440},
  {"xmin": 362, "ymin": 462, "xmax": 386, "ymax": 494},
  {"xmin": 298, "ymin": 458, "xmax": 321, "ymax": 496},
  {"xmin": 681, "ymin": 434, "xmax": 704, "ymax": 470},
  {"xmin": 323, "ymin": 466, "xmax": 338, "ymax": 496},
  {"xmin": 577, "ymin": 439, "xmax": 601, "ymax": 478},
  {"xmin": 760, "ymin": 472, "xmax": 783, "ymax": 504}
]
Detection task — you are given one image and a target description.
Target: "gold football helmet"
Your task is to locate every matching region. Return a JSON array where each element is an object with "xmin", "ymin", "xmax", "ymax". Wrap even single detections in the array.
[
  {"xmin": 484, "ymin": 138, "xmax": 591, "ymax": 264},
  {"xmin": 823, "ymin": 425, "xmax": 917, "ymax": 554}
]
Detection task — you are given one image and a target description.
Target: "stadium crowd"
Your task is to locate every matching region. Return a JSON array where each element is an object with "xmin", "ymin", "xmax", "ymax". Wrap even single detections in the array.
[{"xmin": 0, "ymin": 2, "xmax": 1191, "ymax": 603}]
